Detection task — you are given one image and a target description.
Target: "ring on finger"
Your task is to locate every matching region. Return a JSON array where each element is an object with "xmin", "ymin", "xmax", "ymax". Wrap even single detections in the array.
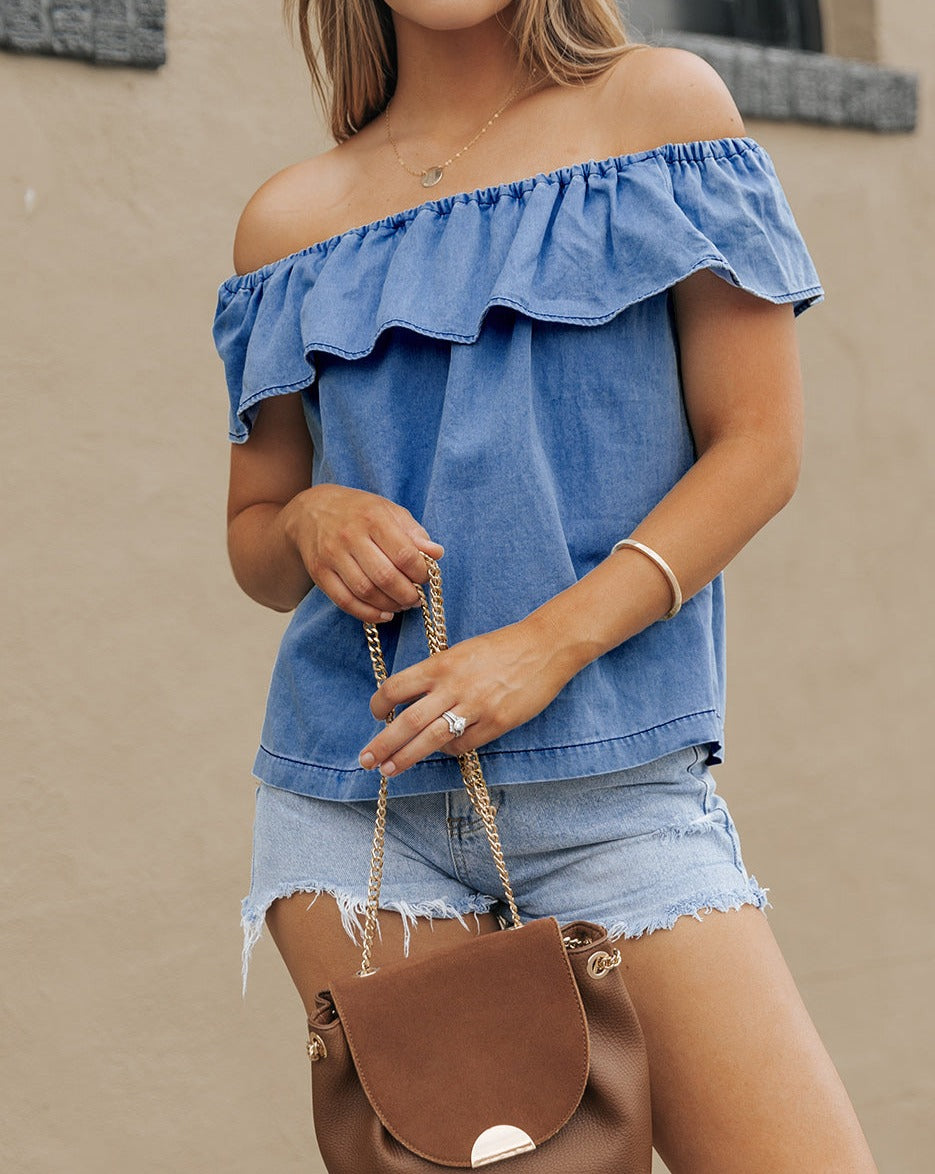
[{"xmin": 441, "ymin": 710, "xmax": 468, "ymax": 738}]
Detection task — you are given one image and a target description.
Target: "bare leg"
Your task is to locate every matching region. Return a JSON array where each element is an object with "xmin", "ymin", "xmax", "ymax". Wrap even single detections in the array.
[{"xmin": 618, "ymin": 905, "xmax": 878, "ymax": 1173}]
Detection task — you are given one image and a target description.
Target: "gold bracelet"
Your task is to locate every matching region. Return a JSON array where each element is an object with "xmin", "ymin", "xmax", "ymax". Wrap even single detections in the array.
[{"xmin": 610, "ymin": 538, "xmax": 683, "ymax": 620}]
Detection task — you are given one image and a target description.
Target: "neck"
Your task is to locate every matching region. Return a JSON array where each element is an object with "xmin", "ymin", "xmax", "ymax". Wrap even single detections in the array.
[{"xmin": 386, "ymin": 8, "xmax": 538, "ymax": 153}]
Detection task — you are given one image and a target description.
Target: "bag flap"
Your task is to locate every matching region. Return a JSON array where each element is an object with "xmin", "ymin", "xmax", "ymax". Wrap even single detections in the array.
[{"xmin": 329, "ymin": 916, "xmax": 589, "ymax": 1167}]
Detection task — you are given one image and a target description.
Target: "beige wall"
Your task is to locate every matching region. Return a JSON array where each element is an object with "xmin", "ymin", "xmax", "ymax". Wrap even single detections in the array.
[
  {"xmin": 823, "ymin": 0, "xmax": 878, "ymax": 60},
  {"xmin": 2, "ymin": 2, "xmax": 932, "ymax": 1170}
]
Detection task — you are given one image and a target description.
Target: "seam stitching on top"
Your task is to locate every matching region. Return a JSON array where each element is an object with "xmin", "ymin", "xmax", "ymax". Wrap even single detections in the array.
[{"xmin": 288, "ymin": 276, "xmax": 824, "ymax": 366}]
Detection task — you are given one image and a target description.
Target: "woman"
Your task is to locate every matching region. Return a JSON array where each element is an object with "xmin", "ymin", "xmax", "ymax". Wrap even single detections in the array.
[{"xmin": 213, "ymin": 1, "xmax": 878, "ymax": 1169}]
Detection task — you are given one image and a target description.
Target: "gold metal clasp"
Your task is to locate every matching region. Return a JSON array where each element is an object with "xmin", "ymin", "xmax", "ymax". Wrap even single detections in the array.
[
  {"xmin": 587, "ymin": 949, "xmax": 622, "ymax": 979},
  {"xmin": 471, "ymin": 1125, "xmax": 536, "ymax": 1167},
  {"xmin": 306, "ymin": 1032, "xmax": 328, "ymax": 1062}
]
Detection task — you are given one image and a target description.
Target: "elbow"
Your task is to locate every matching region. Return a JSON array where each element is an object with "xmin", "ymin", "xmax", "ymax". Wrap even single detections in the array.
[
  {"xmin": 235, "ymin": 575, "xmax": 303, "ymax": 614},
  {"xmin": 769, "ymin": 450, "xmax": 801, "ymax": 514},
  {"xmin": 256, "ymin": 591, "xmax": 301, "ymax": 615},
  {"xmin": 745, "ymin": 434, "xmax": 800, "ymax": 519},
  {"xmin": 771, "ymin": 435, "xmax": 803, "ymax": 512},
  {"xmin": 702, "ymin": 427, "xmax": 802, "ymax": 520},
  {"xmin": 227, "ymin": 557, "xmax": 304, "ymax": 614},
  {"xmin": 226, "ymin": 531, "xmax": 306, "ymax": 614}
]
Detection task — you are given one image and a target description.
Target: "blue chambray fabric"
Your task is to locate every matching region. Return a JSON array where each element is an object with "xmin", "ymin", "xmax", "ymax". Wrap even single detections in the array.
[{"xmin": 213, "ymin": 136, "xmax": 823, "ymax": 801}]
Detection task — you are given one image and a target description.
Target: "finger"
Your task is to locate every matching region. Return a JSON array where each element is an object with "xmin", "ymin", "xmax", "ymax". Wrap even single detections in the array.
[
  {"xmin": 372, "ymin": 519, "xmax": 441, "ymax": 585},
  {"xmin": 396, "ymin": 510, "xmax": 445, "ymax": 559},
  {"xmin": 359, "ymin": 695, "xmax": 453, "ymax": 769},
  {"xmin": 407, "ymin": 523, "xmax": 445, "ymax": 558},
  {"xmin": 439, "ymin": 717, "xmax": 489, "ymax": 756},
  {"xmin": 370, "ymin": 711, "xmax": 468, "ymax": 777},
  {"xmin": 416, "ymin": 537, "xmax": 445, "ymax": 556},
  {"xmin": 334, "ymin": 552, "xmax": 410, "ymax": 615},
  {"xmin": 354, "ymin": 540, "xmax": 423, "ymax": 609},
  {"xmin": 315, "ymin": 569, "xmax": 395, "ymax": 624},
  {"xmin": 370, "ymin": 659, "xmax": 437, "ymax": 721}
]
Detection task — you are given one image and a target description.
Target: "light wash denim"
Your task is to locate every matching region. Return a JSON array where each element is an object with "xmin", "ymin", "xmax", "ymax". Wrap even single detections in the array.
[
  {"xmin": 240, "ymin": 744, "xmax": 769, "ymax": 994},
  {"xmin": 213, "ymin": 136, "xmax": 824, "ymax": 802}
]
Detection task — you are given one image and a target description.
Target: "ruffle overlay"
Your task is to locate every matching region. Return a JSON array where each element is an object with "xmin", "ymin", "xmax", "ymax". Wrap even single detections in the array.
[{"xmin": 213, "ymin": 136, "xmax": 823, "ymax": 443}]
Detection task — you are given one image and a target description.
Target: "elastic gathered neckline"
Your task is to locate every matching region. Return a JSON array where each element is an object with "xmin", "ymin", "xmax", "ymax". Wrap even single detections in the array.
[{"xmin": 222, "ymin": 135, "xmax": 761, "ymax": 291}]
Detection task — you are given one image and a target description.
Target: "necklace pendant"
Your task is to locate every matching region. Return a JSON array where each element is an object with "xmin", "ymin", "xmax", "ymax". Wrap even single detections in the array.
[{"xmin": 421, "ymin": 166, "xmax": 444, "ymax": 188}]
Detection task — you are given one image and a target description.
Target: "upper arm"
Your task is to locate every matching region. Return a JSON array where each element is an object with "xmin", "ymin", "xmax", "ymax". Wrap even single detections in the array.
[
  {"xmin": 672, "ymin": 270, "xmax": 803, "ymax": 472},
  {"xmin": 227, "ymin": 391, "xmax": 314, "ymax": 527}
]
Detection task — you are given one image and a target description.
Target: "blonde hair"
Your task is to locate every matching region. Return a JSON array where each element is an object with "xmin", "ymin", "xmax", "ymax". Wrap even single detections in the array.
[{"xmin": 284, "ymin": 0, "xmax": 644, "ymax": 143}]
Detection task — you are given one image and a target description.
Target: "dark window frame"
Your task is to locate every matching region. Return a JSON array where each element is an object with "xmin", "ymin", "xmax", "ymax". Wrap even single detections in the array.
[{"xmin": 624, "ymin": 0, "xmax": 823, "ymax": 52}]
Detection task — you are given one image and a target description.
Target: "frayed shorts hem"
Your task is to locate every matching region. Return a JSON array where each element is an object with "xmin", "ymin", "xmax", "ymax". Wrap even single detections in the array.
[
  {"xmin": 240, "ymin": 886, "xmax": 497, "ymax": 997},
  {"xmin": 605, "ymin": 881, "xmax": 771, "ymax": 942},
  {"xmin": 239, "ymin": 879, "xmax": 770, "ymax": 998}
]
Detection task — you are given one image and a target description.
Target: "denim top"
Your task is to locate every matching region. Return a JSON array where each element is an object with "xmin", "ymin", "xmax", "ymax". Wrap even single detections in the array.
[{"xmin": 213, "ymin": 136, "xmax": 823, "ymax": 801}]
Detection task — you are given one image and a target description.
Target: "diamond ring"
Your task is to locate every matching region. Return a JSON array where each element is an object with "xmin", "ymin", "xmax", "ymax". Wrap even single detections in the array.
[{"xmin": 441, "ymin": 710, "xmax": 468, "ymax": 738}]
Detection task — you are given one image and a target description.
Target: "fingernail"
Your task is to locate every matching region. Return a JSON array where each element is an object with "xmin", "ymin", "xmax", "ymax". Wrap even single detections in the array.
[
  {"xmin": 359, "ymin": 752, "xmax": 375, "ymax": 769},
  {"xmin": 382, "ymin": 761, "xmax": 396, "ymax": 776},
  {"xmin": 379, "ymin": 612, "xmax": 394, "ymax": 623}
]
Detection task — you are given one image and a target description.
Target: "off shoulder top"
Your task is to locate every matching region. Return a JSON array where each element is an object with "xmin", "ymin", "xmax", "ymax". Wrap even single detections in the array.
[{"xmin": 213, "ymin": 136, "xmax": 823, "ymax": 801}]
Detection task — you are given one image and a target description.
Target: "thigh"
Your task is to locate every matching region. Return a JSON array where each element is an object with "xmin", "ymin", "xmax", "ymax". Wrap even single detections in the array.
[
  {"xmin": 617, "ymin": 905, "xmax": 878, "ymax": 1174},
  {"xmin": 265, "ymin": 892, "xmax": 500, "ymax": 1015}
]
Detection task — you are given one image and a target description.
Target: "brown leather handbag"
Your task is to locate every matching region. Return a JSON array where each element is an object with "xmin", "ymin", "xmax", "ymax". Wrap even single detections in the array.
[{"xmin": 305, "ymin": 559, "xmax": 653, "ymax": 1172}]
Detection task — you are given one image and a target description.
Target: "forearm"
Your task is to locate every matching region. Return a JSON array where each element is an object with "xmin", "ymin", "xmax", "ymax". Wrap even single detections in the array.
[
  {"xmin": 526, "ymin": 433, "xmax": 800, "ymax": 678},
  {"xmin": 227, "ymin": 498, "xmax": 313, "ymax": 613}
]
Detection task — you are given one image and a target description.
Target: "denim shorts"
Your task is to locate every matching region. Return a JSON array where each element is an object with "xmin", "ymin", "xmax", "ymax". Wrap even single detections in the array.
[{"xmin": 240, "ymin": 744, "xmax": 769, "ymax": 994}]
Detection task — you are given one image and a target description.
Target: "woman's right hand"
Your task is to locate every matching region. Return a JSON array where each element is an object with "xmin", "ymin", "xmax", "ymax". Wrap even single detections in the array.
[
  {"xmin": 281, "ymin": 483, "xmax": 444, "ymax": 623},
  {"xmin": 226, "ymin": 394, "xmax": 441, "ymax": 617}
]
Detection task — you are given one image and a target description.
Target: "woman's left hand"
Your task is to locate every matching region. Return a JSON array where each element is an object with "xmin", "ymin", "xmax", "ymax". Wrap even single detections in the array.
[{"xmin": 358, "ymin": 619, "xmax": 572, "ymax": 777}]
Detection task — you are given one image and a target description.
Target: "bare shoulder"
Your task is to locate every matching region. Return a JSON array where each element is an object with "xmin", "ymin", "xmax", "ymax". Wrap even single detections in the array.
[
  {"xmin": 599, "ymin": 45, "xmax": 745, "ymax": 151},
  {"xmin": 232, "ymin": 147, "xmax": 349, "ymax": 276}
]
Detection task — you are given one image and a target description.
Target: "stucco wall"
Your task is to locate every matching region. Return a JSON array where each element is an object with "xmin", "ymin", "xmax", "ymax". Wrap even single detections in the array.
[{"xmin": 2, "ymin": 2, "xmax": 932, "ymax": 1170}]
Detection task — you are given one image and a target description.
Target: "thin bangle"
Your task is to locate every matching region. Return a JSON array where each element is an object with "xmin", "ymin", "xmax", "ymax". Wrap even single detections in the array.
[{"xmin": 610, "ymin": 538, "xmax": 683, "ymax": 620}]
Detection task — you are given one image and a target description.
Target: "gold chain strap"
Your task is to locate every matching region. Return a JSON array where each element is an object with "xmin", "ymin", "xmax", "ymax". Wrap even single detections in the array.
[{"xmin": 358, "ymin": 556, "xmax": 522, "ymax": 976}]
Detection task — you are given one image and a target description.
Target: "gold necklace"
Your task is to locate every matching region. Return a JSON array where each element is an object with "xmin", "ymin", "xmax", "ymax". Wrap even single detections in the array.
[{"xmin": 384, "ymin": 69, "xmax": 539, "ymax": 189}]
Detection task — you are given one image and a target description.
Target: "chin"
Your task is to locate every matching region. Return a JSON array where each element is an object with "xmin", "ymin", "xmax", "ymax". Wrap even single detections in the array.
[{"xmin": 383, "ymin": 0, "xmax": 515, "ymax": 32}]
